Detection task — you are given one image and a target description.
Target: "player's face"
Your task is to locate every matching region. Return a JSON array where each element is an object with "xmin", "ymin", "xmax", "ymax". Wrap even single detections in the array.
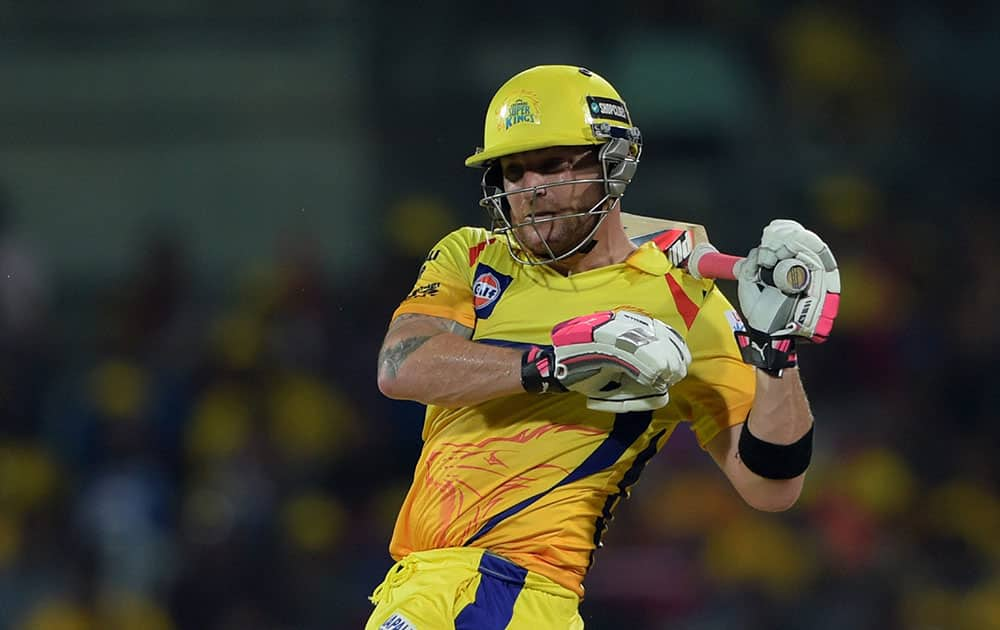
[{"xmin": 499, "ymin": 146, "xmax": 606, "ymax": 258}]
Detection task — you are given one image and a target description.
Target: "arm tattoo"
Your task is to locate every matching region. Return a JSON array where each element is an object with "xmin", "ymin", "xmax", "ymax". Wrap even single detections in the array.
[
  {"xmin": 379, "ymin": 335, "xmax": 433, "ymax": 381},
  {"xmin": 379, "ymin": 314, "xmax": 474, "ymax": 381}
]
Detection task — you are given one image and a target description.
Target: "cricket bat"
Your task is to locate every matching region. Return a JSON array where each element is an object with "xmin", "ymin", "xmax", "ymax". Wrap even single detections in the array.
[{"xmin": 620, "ymin": 212, "xmax": 810, "ymax": 293}]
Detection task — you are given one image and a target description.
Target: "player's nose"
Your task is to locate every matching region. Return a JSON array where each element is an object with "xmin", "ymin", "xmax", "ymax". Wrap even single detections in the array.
[
  {"xmin": 520, "ymin": 167, "xmax": 550, "ymax": 191},
  {"xmin": 520, "ymin": 174, "xmax": 548, "ymax": 200}
]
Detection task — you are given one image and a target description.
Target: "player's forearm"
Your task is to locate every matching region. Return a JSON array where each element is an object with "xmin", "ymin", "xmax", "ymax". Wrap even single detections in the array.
[
  {"xmin": 377, "ymin": 332, "xmax": 525, "ymax": 407},
  {"xmin": 733, "ymin": 368, "xmax": 813, "ymax": 510},
  {"xmin": 746, "ymin": 367, "xmax": 813, "ymax": 444}
]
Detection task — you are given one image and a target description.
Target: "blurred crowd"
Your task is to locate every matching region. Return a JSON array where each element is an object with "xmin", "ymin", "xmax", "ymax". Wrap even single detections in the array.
[{"xmin": 2, "ymin": 2, "xmax": 1000, "ymax": 629}]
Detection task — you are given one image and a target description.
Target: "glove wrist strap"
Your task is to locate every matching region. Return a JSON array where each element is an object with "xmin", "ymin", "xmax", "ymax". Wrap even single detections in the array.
[
  {"xmin": 734, "ymin": 328, "xmax": 797, "ymax": 376},
  {"xmin": 521, "ymin": 346, "xmax": 567, "ymax": 394}
]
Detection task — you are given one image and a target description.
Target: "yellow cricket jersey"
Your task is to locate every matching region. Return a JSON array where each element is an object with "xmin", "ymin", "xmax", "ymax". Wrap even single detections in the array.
[{"xmin": 388, "ymin": 225, "xmax": 755, "ymax": 597}]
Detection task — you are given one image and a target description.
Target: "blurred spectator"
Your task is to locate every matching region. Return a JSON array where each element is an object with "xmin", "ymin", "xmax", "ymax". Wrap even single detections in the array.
[
  {"xmin": 0, "ymin": 182, "xmax": 50, "ymax": 344},
  {"xmin": 0, "ymin": 182, "xmax": 53, "ymax": 439}
]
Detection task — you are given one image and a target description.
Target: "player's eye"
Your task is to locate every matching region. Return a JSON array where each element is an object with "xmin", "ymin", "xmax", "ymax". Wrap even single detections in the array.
[
  {"xmin": 538, "ymin": 158, "xmax": 571, "ymax": 174},
  {"xmin": 571, "ymin": 151, "xmax": 599, "ymax": 171},
  {"xmin": 503, "ymin": 165, "xmax": 524, "ymax": 183}
]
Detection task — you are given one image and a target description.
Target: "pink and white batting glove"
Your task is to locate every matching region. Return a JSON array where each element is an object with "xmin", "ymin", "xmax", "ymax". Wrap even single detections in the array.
[
  {"xmin": 522, "ymin": 310, "xmax": 691, "ymax": 412},
  {"xmin": 734, "ymin": 220, "xmax": 841, "ymax": 374}
]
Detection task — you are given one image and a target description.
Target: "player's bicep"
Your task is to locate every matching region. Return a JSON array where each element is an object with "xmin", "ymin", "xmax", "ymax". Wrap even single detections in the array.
[{"xmin": 384, "ymin": 313, "xmax": 474, "ymax": 344}]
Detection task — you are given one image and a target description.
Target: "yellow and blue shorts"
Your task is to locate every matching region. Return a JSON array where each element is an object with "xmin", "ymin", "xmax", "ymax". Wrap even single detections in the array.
[{"xmin": 365, "ymin": 548, "xmax": 584, "ymax": 630}]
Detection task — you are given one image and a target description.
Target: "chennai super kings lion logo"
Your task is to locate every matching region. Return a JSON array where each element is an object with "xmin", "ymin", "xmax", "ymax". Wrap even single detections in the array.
[{"xmin": 424, "ymin": 423, "xmax": 607, "ymax": 546}]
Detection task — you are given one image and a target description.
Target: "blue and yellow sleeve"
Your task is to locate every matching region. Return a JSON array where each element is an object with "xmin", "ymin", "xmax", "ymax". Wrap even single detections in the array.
[{"xmin": 392, "ymin": 227, "xmax": 493, "ymax": 329}]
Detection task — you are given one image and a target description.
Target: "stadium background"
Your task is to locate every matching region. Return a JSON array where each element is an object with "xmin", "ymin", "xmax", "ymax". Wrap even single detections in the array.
[{"xmin": 1, "ymin": 2, "xmax": 998, "ymax": 628}]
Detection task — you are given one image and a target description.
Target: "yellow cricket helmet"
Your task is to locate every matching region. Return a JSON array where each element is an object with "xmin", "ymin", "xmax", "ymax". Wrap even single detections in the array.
[
  {"xmin": 466, "ymin": 65, "xmax": 641, "ymax": 169},
  {"xmin": 467, "ymin": 66, "xmax": 644, "ymax": 265}
]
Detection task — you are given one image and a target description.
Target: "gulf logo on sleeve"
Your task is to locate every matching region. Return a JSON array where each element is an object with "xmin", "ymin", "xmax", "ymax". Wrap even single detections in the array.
[{"xmin": 472, "ymin": 264, "xmax": 513, "ymax": 319}]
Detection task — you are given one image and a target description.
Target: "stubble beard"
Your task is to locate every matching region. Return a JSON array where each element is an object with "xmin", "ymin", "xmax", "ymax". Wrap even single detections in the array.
[{"xmin": 514, "ymin": 210, "xmax": 601, "ymax": 259}]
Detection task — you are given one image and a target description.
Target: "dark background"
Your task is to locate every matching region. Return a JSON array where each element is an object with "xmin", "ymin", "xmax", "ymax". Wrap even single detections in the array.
[{"xmin": 1, "ymin": 2, "xmax": 998, "ymax": 628}]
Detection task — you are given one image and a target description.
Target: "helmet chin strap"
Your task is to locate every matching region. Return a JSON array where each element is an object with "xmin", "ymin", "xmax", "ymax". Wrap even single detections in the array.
[
  {"xmin": 576, "ymin": 237, "xmax": 599, "ymax": 255},
  {"xmin": 569, "ymin": 196, "xmax": 618, "ymax": 255}
]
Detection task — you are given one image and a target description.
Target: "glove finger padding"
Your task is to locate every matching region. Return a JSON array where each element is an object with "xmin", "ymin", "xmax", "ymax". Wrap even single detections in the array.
[
  {"xmin": 757, "ymin": 220, "xmax": 838, "ymax": 272},
  {"xmin": 587, "ymin": 311, "xmax": 691, "ymax": 388},
  {"xmin": 551, "ymin": 310, "xmax": 692, "ymax": 399},
  {"xmin": 782, "ymin": 251, "xmax": 840, "ymax": 341},
  {"xmin": 550, "ymin": 312, "xmax": 642, "ymax": 392},
  {"xmin": 738, "ymin": 256, "xmax": 841, "ymax": 340},
  {"xmin": 738, "ymin": 224, "xmax": 841, "ymax": 343}
]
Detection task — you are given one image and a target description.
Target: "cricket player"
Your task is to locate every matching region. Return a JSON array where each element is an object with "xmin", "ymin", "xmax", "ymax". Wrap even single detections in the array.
[{"xmin": 368, "ymin": 65, "xmax": 840, "ymax": 630}]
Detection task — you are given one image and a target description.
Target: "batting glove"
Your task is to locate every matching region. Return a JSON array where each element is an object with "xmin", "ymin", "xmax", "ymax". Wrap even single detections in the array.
[
  {"xmin": 522, "ymin": 310, "xmax": 692, "ymax": 412},
  {"xmin": 735, "ymin": 220, "xmax": 841, "ymax": 373}
]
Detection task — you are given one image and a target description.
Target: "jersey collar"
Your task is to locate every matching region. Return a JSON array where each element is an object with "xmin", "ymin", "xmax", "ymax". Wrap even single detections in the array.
[{"xmin": 624, "ymin": 241, "xmax": 672, "ymax": 275}]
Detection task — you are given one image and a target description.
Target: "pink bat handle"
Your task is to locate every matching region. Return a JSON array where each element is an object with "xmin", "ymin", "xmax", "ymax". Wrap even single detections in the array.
[
  {"xmin": 642, "ymin": 228, "xmax": 810, "ymax": 292},
  {"xmin": 691, "ymin": 251, "xmax": 743, "ymax": 281},
  {"xmin": 690, "ymin": 245, "xmax": 811, "ymax": 293}
]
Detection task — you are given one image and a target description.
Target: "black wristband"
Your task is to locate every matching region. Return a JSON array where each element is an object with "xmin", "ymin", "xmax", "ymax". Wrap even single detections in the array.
[
  {"xmin": 520, "ymin": 346, "xmax": 567, "ymax": 394},
  {"xmin": 738, "ymin": 421, "xmax": 813, "ymax": 480}
]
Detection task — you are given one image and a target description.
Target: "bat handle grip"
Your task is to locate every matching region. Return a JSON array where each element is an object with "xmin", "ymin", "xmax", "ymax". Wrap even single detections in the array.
[
  {"xmin": 688, "ymin": 244, "xmax": 811, "ymax": 293},
  {"xmin": 688, "ymin": 243, "xmax": 742, "ymax": 280}
]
